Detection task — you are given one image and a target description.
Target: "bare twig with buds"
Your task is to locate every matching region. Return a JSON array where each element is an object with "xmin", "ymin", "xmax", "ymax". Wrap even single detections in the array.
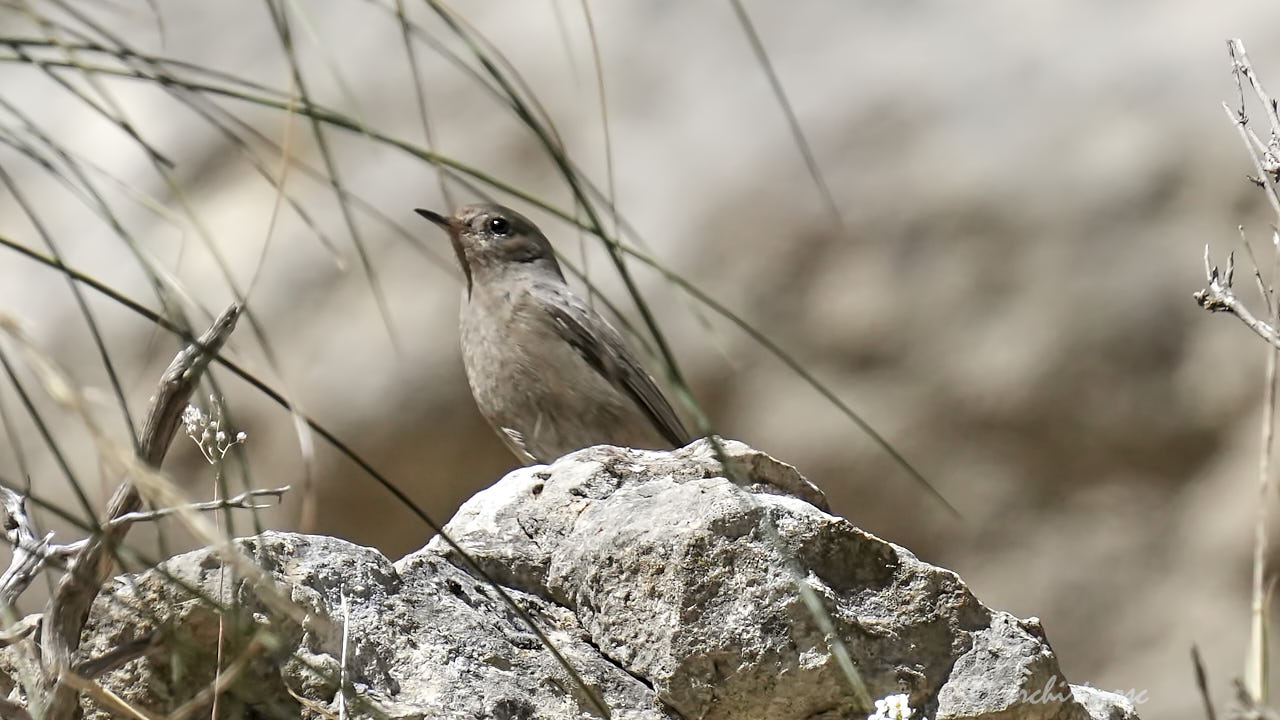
[{"xmin": 1195, "ymin": 245, "xmax": 1280, "ymax": 348}]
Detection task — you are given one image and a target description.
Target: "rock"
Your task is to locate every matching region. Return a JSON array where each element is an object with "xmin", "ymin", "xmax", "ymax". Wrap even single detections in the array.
[
  {"xmin": 1071, "ymin": 686, "xmax": 1140, "ymax": 720},
  {"xmin": 430, "ymin": 439, "xmax": 1137, "ymax": 720},
  {"xmin": 73, "ymin": 530, "xmax": 672, "ymax": 719},
  {"xmin": 9, "ymin": 441, "xmax": 1136, "ymax": 719}
]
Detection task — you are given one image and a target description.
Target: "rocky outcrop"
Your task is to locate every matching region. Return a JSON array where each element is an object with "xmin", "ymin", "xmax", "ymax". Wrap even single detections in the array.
[{"xmin": 35, "ymin": 441, "xmax": 1136, "ymax": 719}]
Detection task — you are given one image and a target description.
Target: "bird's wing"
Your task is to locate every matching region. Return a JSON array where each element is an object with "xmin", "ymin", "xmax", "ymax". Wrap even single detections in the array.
[
  {"xmin": 497, "ymin": 426, "xmax": 539, "ymax": 465},
  {"xmin": 533, "ymin": 282, "xmax": 691, "ymax": 448}
]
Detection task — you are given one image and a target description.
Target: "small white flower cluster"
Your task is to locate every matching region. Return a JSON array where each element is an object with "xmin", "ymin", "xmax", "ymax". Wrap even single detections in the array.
[
  {"xmin": 868, "ymin": 693, "xmax": 914, "ymax": 720},
  {"xmin": 182, "ymin": 396, "xmax": 246, "ymax": 464}
]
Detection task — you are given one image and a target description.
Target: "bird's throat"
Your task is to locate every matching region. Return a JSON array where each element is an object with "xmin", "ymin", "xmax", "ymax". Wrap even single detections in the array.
[{"xmin": 450, "ymin": 235, "xmax": 474, "ymax": 297}]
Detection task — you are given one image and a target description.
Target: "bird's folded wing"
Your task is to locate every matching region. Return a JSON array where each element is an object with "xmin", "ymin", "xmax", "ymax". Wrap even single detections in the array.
[{"xmin": 534, "ymin": 284, "xmax": 691, "ymax": 447}]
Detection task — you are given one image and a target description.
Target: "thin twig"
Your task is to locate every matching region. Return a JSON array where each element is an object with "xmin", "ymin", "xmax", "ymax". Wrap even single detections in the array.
[
  {"xmin": 284, "ymin": 684, "xmax": 339, "ymax": 719},
  {"xmin": 0, "ymin": 614, "xmax": 39, "ymax": 648},
  {"xmin": 104, "ymin": 486, "xmax": 289, "ymax": 527},
  {"xmin": 1241, "ymin": 236, "xmax": 1274, "ymax": 315},
  {"xmin": 1231, "ymin": 39, "xmax": 1280, "ymax": 138},
  {"xmin": 338, "ymin": 590, "xmax": 349, "ymax": 720},
  {"xmin": 1248, "ymin": 231, "xmax": 1280, "ymax": 704},
  {"xmin": 58, "ymin": 670, "xmax": 159, "ymax": 720},
  {"xmin": 1226, "ymin": 40, "xmax": 1280, "ymax": 220},
  {"xmin": 1225, "ymin": 101, "xmax": 1280, "ymax": 220},
  {"xmin": 71, "ymin": 632, "xmax": 161, "ymax": 679}
]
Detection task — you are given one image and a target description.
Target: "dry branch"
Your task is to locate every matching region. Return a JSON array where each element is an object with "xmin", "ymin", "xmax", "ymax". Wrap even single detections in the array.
[
  {"xmin": 0, "ymin": 615, "xmax": 38, "ymax": 649},
  {"xmin": 1200, "ymin": 40, "xmax": 1280, "ymax": 350},
  {"xmin": 70, "ymin": 633, "xmax": 161, "ymax": 680},
  {"xmin": 105, "ymin": 486, "xmax": 289, "ymax": 527},
  {"xmin": 0, "ymin": 484, "xmax": 285, "ymax": 612},
  {"xmin": 1203, "ymin": 38, "xmax": 1280, "ymax": 712},
  {"xmin": 0, "ymin": 490, "xmax": 79, "ymax": 607},
  {"xmin": 38, "ymin": 304, "xmax": 241, "ymax": 720},
  {"xmin": 1195, "ymin": 246, "xmax": 1280, "ymax": 348}
]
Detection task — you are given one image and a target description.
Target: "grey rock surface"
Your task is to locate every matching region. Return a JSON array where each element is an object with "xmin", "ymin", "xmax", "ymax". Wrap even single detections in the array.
[
  {"xmin": 26, "ymin": 442, "xmax": 1133, "ymax": 719},
  {"xmin": 76, "ymin": 533, "xmax": 671, "ymax": 719},
  {"xmin": 431, "ymin": 440, "xmax": 1135, "ymax": 720}
]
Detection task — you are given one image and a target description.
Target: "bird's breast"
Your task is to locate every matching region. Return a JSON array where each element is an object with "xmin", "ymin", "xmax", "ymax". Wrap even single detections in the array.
[
  {"xmin": 458, "ymin": 285, "xmax": 653, "ymax": 461},
  {"xmin": 460, "ymin": 287, "xmax": 586, "ymax": 396}
]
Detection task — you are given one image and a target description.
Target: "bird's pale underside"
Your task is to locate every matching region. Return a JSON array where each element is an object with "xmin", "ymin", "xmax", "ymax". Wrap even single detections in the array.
[{"xmin": 416, "ymin": 203, "xmax": 691, "ymax": 465}]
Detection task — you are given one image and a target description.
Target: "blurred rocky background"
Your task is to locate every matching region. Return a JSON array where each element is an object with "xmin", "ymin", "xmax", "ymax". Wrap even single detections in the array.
[{"xmin": 0, "ymin": 1, "xmax": 1275, "ymax": 717}]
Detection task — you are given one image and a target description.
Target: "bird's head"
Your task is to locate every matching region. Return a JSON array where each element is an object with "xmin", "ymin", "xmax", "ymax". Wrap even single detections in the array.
[{"xmin": 415, "ymin": 203, "xmax": 562, "ymax": 294}]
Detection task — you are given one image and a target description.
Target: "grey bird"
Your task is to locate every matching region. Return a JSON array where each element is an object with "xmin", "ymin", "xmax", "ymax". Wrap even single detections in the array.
[{"xmin": 415, "ymin": 203, "xmax": 692, "ymax": 465}]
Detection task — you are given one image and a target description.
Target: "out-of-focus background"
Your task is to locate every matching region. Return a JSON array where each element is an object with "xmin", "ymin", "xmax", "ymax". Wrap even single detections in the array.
[{"xmin": 0, "ymin": 1, "xmax": 1277, "ymax": 716}]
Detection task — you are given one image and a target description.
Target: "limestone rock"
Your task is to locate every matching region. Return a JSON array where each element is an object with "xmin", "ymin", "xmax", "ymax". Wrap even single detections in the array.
[
  {"xmin": 12, "ymin": 440, "xmax": 1135, "ymax": 719},
  {"xmin": 76, "ymin": 533, "xmax": 670, "ymax": 719},
  {"xmin": 430, "ymin": 439, "xmax": 1137, "ymax": 720}
]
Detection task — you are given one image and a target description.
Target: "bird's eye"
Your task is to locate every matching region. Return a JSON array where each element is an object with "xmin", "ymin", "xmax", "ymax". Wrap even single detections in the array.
[{"xmin": 488, "ymin": 217, "xmax": 511, "ymax": 236}]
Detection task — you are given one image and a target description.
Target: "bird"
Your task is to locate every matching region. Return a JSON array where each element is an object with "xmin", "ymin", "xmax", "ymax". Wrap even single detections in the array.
[{"xmin": 415, "ymin": 203, "xmax": 692, "ymax": 465}]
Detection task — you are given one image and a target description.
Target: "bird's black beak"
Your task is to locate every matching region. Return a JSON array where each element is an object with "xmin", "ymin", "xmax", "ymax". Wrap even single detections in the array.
[
  {"xmin": 414, "ymin": 208, "xmax": 451, "ymax": 228},
  {"xmin": 415, "ymin": 208, "xmax": 473, "ymax": 295}
]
